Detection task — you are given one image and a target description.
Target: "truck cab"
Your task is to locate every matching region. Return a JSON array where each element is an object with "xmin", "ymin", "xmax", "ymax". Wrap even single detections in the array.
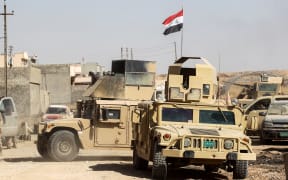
[
  {"xmin": 0, "ymin": 97, "xmax": 19, "ymax": 137},
  {"xmin": 244, "ymin": 95, "xmax": 288, "ymax": 137},
  {"xmin": 0, "ymin": 96, "xmax": 19, "ymax": 149}
]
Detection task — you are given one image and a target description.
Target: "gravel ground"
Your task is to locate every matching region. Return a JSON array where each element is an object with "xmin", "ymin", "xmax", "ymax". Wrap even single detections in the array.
[{"xmin": 0, "ymin": 137, "xmax": 287, "ymax": 180}]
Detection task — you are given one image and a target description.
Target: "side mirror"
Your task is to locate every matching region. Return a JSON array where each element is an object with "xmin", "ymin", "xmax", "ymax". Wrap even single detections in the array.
[{"xmin": 259, "ymin": 112, "xmax": 266, "ymax": 116}]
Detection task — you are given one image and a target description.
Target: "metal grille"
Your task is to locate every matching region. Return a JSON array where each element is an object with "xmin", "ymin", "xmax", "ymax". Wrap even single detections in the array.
[{"xmin": 190, "ymin": 138, "xmax": 218, "ymax": 150}]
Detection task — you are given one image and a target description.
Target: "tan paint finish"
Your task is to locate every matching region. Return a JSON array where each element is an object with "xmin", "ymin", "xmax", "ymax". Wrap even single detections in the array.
[
  {"xmin": 134, "ymin": 101, "xmax": 256, "ymax": 167},
  {"xmin": 166, "ymin": 57, "xmax": 217, "ymax": 104}
]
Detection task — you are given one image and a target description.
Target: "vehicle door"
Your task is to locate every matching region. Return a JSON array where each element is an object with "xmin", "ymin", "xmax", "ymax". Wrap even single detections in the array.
[
  {"xmin": 0, "ymin": 97, "xmax": 19, "ymax": 136},
  {"xmin": 94, "ymin": 104, "xmax": 130, "ymax": 147},
  {"xmin": 245, "ymin": 98, "xmax": 271, "ymax": 133}
]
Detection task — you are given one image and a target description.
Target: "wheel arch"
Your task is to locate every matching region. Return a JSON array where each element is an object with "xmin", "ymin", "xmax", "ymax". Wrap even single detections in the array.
[
  {"xmin": 45, "ymin": 127, "xmax": 83, "ymax": 149},
  {"xmin": 149, "ymin": 136, "xmax": 160, "ymax": 160}
]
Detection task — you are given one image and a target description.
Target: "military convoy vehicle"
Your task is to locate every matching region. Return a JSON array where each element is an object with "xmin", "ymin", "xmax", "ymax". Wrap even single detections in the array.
[
  {"xmin": 132, "ymin": 57, "xmax": 256, "ymax": 179},
  {"xmin": 222, "ymin": 72, "xmax": 288, "ymax": 142},
  {"xmin": 254, "ymin": 74, "xmax": 283, "ymax": 98},
  {"xmin": 37, "ymin": 56, "xmax": 256, "ymax": 179},
  {"xmin": 224, "ymin": 73, "xmax": 283, "ymax": 101},
  {"xmin": 36, "ymin": 59, "xmax": 156, "ymax": 161}
]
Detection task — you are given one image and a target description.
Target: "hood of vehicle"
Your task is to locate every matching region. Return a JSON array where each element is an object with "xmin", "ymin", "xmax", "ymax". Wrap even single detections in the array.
[
  {"xmin": 39, "ymin": 118, "xmax": 91, "ymax": 132},
  {"xmin": 155, "ymin": 124, "xmax": 245, "ymax": 138},
  {"xmin": 42, "ymin": 112, "xmax": 73, "ymax": 122},
  {"xmin": 265, "ymin": 115, "xmax": 288, "ymax": 123}
]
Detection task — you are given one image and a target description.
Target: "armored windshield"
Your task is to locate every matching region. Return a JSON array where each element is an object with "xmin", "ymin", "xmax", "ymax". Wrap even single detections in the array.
[
  {"xmin": 199, "ymin": 110, "xmax": 235, "ymax": 125},
  {"xmin": 46, "ymin": 107, "xmax": 67, "ymax": 114},
  {"xmin": 258, "ymin": 83, "xmax": 278, "ymax": 92},
  {"xmin": 267, "ymin": 103, "xmax": 288, "ymax": 115},
  {"xmin": 162, "ymin": 107, "xmax": 193, "ymax": 122}
]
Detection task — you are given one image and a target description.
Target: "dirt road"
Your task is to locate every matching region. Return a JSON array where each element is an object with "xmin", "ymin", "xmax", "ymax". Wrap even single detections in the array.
[{"xmin": 0, "ymin": 137, "xmax": 286, "ymax": 180}]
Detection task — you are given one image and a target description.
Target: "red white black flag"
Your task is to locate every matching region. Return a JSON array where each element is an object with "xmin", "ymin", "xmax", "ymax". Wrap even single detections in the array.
[{"xmin": 162, "ymin": 9, "xmax": 183, "ymax": 35}]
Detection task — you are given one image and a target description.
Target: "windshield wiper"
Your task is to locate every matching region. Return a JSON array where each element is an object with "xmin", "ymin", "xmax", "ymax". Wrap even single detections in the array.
[{"xmin": 218, "ymin": 107, "xmax": 228, "ymax": 122}]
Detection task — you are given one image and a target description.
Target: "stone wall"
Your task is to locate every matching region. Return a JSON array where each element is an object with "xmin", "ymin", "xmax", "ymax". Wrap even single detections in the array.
[
  {"xmin": 37, "ymin": 64, "xmax": 71, "ymax": 105},
  {"xmin": 0, "ymin": 66, "xmax": 46, "ymax": 128}
]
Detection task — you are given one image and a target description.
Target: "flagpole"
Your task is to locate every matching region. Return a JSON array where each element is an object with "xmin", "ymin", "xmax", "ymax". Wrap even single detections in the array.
[
  {"xmin": 174, "ymin": 41, "xmax": 177, "ymax": 60},
  {"xmin": 180, "ymin": 7, "xmax": 184, "ymax": 57},
  {"xmin": 162, "ymin": 8, "xmax": 184, "ymax": 58},
  {"xmin": 180, "ymin": 24, "xmax": 183, "ymax": 57}
]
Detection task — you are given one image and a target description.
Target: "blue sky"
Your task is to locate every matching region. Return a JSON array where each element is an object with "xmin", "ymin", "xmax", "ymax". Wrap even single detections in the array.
[{"xmin": 3, "ymin": 0, "xmax": 288, "ymax": 74}]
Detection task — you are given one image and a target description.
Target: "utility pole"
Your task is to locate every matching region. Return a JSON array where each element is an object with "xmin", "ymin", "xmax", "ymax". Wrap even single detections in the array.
[
  {"xmin": 0, "ymin": 0, "xmax": 14, "ymax": 96},
  {"xmin": 8, "ymin": 45, "xmax": 13, "ymax": 68},
  {"xmin": 130, "ymin": 48, "xmax": 133, "ymax": 60}
]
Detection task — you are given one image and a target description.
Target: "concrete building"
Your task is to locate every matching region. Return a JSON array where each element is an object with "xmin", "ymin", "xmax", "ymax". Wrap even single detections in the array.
[
  {"xmin": 37, "ymin": 64, "xmax": 71, "ymax": 105},
  {"xmin": 0, "ymin": 52, "xmax": 37, "ymax": 68},
  {"xmin": 1, "ymin": 51, "xmax": 104, "ymax": 129},
  {"xmin": 0, "ymin": 52, "xmax": 49, "ymax": 129},
  {"xmin": 38, "ymin": 62, "xmax": 104, "ymax": 108}
]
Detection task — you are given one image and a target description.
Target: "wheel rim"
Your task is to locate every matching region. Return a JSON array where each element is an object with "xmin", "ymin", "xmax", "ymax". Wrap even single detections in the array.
[{"xmin": 59, "ymin": 141, "xmax": 71, "ymax": 154}]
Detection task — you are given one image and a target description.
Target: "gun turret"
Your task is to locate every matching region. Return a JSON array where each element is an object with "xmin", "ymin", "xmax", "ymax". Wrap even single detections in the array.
[{"xmin": 166, "ymin": 57, "xmax": 217, "ymax": 103}]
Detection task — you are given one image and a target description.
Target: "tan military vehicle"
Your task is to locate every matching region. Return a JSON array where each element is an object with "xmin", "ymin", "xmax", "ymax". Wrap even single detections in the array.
[
  {"xmin": 37, "ymin": 59, "xmax": 156, "ymax": 161},
  {"xmin": 254, "ymin": 74, "xmax": 283, "ymax": 98},
  {"xmin": 223, "ymin": 73, "xmax": 283, "ymax": 106},
  {"xmin": 132, "ymin": 57, "xmax": 256, "ymax": 179}
]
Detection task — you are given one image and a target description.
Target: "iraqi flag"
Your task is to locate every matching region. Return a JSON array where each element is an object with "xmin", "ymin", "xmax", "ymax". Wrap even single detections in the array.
[{"xmin": 162, "ymin": 9, "xmax": 183, "ymax": 35}]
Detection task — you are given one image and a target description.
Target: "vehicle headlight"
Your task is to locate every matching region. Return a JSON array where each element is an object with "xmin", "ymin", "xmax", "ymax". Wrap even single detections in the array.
[
  {"xmin": 224, "ymin": 139, "xmax": 234, "ymax": 150},
  {"xmin": 184, "ymin": 138, "xmax": 191, "ymax": 148}
]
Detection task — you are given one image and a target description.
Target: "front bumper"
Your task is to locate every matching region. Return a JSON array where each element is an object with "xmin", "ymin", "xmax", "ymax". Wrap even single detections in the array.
[
  {"xmin": 162, "ymin": 149, "xmax": 256, "ymax": 161},
  {"xmin": 161, "ymin": 134, "xmax": 256, "ymax": 161},
  {"xmin": 262, "ymin": 128, "xmax": 288, "ymax": 140}
]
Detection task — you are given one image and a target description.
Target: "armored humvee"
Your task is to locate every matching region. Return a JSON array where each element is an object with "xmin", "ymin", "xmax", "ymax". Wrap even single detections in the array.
[
  {"xmin": 223, "ymin": 73, "xmax": 283, "ymax": 101},
  {"xmin": 37, "ymin": 59, "xmax": 156, "ymax": 161},
  {"xmin": 132, "ymin": 57, "xmax": 256, "ymax": 179}
]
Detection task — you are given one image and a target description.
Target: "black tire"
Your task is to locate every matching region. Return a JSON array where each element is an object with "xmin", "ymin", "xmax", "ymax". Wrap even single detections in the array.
[
  {"xmin": 37, "ymin": 135, "xmax": 50, "ymax": 159},
  {"xmin": 204, "ymin": 164, "xmax": 219, "ymax": 173},
  {"xmin": 152, "ymin": 141, "xmax": 167, "ymax": 180},
  {"xmin": 47, "ymin": 130, "xmax": 79, "ymax": 162},
  {"xmin": 133, "ymin": 149, "xmax": 149, "ymax": 170},
  {"xmin": 233, "ymin": 160, "xmax": 248, "ymax": 179}
]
